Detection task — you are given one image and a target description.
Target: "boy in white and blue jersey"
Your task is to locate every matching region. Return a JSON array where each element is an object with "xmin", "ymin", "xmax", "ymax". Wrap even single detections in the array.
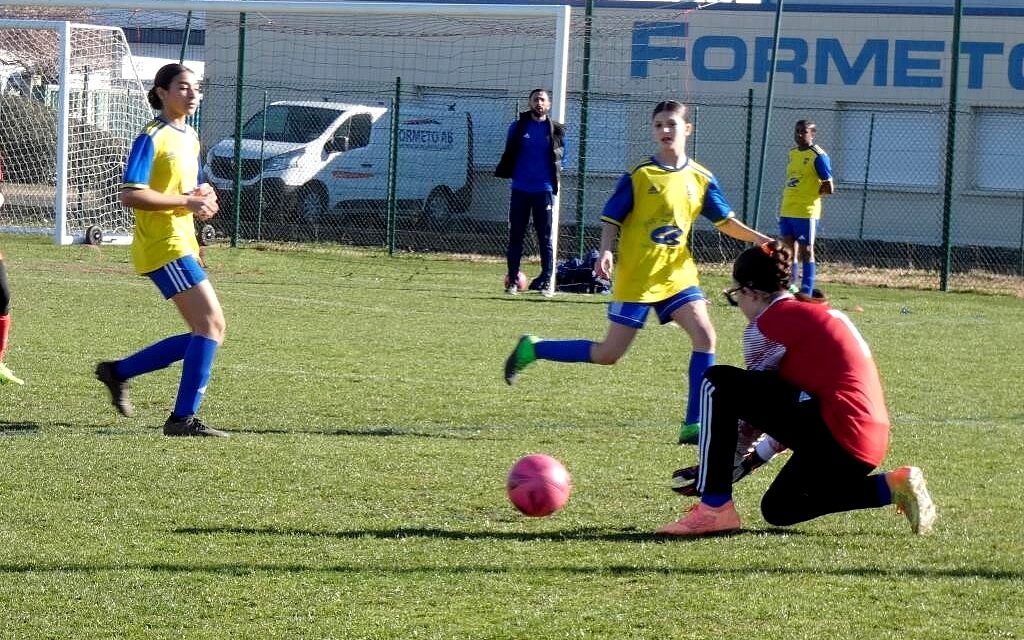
[
  {"xmin": 94, "ymin": 63, "xmax": 227, "ymax": 437},
  {"xmin": 504, "ymin": 101, "xmax": 771, "ymax": 444}
]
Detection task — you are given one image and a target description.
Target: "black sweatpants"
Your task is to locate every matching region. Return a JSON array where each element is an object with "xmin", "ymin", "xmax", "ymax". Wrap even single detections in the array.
[
  {"xmin": 506, "ymin": 189, "xmax": 553, "ymax": 282},
  {"xmin": 698, "ymin": 365, "xmax": 888, "ymax": 526}
]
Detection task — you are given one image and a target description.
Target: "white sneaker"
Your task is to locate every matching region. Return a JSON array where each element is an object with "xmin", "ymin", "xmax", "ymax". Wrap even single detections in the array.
[
  {"xmin": 0, "ymin": 362, "xmax": 24, "ymax": 385},
  {"xmin": 886, "ymin": 466, "xmax": 936, "ymax": 535},
  {"xmin": 505, "ymin": 285, "xmax": 518, "ymax": 296}
]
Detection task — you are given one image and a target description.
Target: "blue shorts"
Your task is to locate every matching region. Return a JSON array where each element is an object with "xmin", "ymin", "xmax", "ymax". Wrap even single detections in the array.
[
  {"xmin": 146, "ymin": 254, "xmax": 208, "ymax": 299},
  {"xmin": 607, "ymin": 286, "xmax": 705, "ymax": 329},
  {"xmin": 778, "ymin": 217, "xmax": 818, "ymax": 245}
]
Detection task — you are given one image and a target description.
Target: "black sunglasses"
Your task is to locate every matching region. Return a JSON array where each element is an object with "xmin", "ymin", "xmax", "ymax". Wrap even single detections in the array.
[{"xmin": 723, "ymin": 286, "xmax": 743, "ymax": 307}]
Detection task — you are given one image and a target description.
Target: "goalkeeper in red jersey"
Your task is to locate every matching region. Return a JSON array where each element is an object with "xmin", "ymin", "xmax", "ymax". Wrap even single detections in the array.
[{"xmin": 657, "ymin": 241, "xmax": 936, "ymax": 537}]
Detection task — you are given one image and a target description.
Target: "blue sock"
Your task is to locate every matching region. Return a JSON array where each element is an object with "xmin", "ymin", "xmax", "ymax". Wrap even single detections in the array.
[
  {"xmin": 534, "ymin": 339, "xmax": 593, "ymax": 363},
  {"xmin": 875, "ymin": 474, "xmax": 893, "ymax": 504},
  {"xmin": 116, "ymin": 333, "xmax": 191, "ymax": 380},
  {"xmin": 702, "ymin": 493, "xmax": 731, "ymax": 508},
  {"xmin": 800, "ymin": 261, "xmax": 816, "ymax": 295},
  {"xmin": 173, "ymin": 335, "xmax": 219, "ymax": 418},
  {"xmin": 685, "ymin": 351, "xmax": 715, "ymax": 425}
]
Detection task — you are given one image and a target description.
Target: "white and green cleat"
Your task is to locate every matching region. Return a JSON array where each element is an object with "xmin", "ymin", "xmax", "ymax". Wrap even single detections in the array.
[
  {"xmin": 0, "ymin": 362, "xmax": 24, "ymax": 385},
  {"xmin": 504, "ymin": 335, "xmax": 538, "ymax": 385},
  {"xmin": 678, "ymin": 421, "xmax": 700, "ymax": 445}
]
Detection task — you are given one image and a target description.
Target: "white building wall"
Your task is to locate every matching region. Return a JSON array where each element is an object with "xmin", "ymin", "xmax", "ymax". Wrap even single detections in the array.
[{"xmin": 196, "ymin": 1, "xmax": 1024, "ymax": 248}]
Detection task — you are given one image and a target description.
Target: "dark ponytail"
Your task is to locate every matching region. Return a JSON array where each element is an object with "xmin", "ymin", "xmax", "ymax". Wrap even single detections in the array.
[
  {"xmin": 733, "ymin": 240, "xmax": 826, "ymax": 303},
  {"xmin": 147, "ymin": 63, "xmax": 192, "ymax": 110},
  {"xmin": 733, "ymin": 240, "xmax": 791, "ymax": 294}
]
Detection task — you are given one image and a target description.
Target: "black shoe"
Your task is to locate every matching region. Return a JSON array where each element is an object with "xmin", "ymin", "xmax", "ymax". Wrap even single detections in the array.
[
  {"xmin": 670, "ymin": 452, "xmax": 767, "ymax": 495},
  {"xmin": 670, "ymin": 464, "xmax": 700, "ymax": 495},
  {"xmin": 528, "ymin": 277, "xmax": 550, "ymax": 291},
  {"xmin": 95, "ymin": 361, "xmax": 133, "ymax": 417},
  {"xmin": 163, "ymin": 414, "xmax": 229, "ymax": 437}
]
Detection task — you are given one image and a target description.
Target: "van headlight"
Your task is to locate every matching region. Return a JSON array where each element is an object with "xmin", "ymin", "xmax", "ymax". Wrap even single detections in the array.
[{"xmin": 262, "ymin": 150, "xmax": 304, "ymax": 172}]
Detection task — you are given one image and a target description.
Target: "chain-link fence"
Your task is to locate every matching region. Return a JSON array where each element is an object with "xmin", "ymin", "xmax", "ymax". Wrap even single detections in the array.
[
  {"xmin": 186, "ymin": 4, "xmax": 1022, "ymax": 295},
  {"xmin": 203, "ymin": 89, "xmax": 1024, "ymax": 296},
  {"xmin": 1, "ymin": 2, "xmax": 1021, "ymax": 295}
]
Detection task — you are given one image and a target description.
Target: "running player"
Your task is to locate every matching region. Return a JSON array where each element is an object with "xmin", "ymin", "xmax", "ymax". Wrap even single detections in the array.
[
  {"xmin": 95, "ymin": 63, "xmax": 227, "ymax": 437},
  {"xmin": 504, "ymin": 100, "xmax": 771, "ymax": 445}
]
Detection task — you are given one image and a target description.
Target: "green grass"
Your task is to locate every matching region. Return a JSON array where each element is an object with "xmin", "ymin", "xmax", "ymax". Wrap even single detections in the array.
[{"xmin": 1, "ymin": 234, "xmax": 1021, "ymax": 639}]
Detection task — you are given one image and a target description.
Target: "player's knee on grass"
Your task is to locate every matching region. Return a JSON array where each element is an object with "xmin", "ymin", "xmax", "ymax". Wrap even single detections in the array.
[{"xmin": 761, "ymin": 489, "xmax": 801, "ymax": 527}]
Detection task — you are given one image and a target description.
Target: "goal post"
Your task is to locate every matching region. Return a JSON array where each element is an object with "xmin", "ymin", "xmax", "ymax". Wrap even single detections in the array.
[
  {"xmin": 0, "ymin": 18, "xmax": 150, "ymax": 244},
  {"xmin": 3, "ymin": 0, "xmax": 573, "ymax": 262}
]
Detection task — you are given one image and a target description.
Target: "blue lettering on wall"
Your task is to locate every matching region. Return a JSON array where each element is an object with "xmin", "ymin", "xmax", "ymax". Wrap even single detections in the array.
[
  {"xmin": 631, "ymin": 21, "xmax": 687, "ymax": 79},
  {"xmin": 693, "ymin": 36, "xmax": 746, "ymax": 81},
  {"xmin": 894, "ymin": 40, "xmax": 944, "ymax": 87},
  {"xmin": 1008, "ymin": 43, "xmax": 1024, "ymax": 89},
  {"xmin": 961, "ymin": 41, "xmax": 1003, "ymax": 89},
  {"xmin": 628, "ymin": 21, "xmax": 1022, "ymax": 91},
  {"xmin": 754, "ymin": 37, "xmax": 808, "ymax": 83},
  {"xmin": 815, "ymin": 38, "xmax": 888, "ymax": 86}
]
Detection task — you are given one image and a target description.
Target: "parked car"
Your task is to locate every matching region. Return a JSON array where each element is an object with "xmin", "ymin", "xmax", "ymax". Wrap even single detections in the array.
[{"xmin": 204, "ymin": 100, "xmax": 473, "ymax": 227}]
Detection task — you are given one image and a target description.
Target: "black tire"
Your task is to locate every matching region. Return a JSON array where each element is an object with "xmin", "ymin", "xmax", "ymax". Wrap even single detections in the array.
[
  {"xmin": 197, "ymin": 223, "xmax": 216, "ymax": 246},
  {"xmin": 421, "ymin": 187, "xmax": 455, "ymax": 229},
  {"xmin": 295, "ymin": 184, "xmax": 328, "ymax": 224},
  {"xmin": 84, "ymin": 225, "xmax": 103, "ymax": 245}
]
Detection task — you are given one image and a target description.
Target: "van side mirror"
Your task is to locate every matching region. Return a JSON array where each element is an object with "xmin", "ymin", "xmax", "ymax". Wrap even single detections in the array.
[{"xmin": 327, "ymin": 136, "xmax": 350, "ymax": 154}]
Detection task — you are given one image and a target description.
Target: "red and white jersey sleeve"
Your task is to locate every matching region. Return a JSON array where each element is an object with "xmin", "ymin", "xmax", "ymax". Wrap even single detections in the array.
[{"xmin": 744, "ymin": 296, "xmax": 891, "ymax": 467}]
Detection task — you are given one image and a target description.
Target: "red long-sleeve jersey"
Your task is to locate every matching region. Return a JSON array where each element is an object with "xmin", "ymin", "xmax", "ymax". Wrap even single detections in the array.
[{"xmin": 744, "ymin": 295, "xmax": 890, "ymax": 467}]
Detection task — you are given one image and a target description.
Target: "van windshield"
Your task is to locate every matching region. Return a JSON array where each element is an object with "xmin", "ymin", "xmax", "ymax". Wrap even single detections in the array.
[{"xmin": 242, "ymin": 105, "xmax": 344, "ymax": 143}]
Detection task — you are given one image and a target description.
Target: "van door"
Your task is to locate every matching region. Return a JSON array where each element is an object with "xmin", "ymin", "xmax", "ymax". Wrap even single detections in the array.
[{"xmin": 324, "ymin": 111, "xmax": 386, "ymax": 206}]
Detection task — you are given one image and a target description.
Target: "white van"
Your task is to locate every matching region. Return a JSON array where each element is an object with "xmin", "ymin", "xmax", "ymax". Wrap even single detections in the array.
[{"xmin": 204, "ymin": 100, "xmax": 473, "ymax": 225}]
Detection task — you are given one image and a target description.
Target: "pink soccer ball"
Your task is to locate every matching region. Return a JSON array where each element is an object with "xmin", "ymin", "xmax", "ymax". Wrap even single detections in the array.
[
  {"xmin": 506, "ymin": 453, "xmax": 572, "ymax": 517},
  {"xmin": 503, "ymin": 271, "xmax": 529, "ymax": 292}
]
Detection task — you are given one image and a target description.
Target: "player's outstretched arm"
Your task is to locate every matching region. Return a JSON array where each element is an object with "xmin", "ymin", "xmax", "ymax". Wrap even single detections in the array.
[{"xmin": 719, "ymin": 216, "xmax": 773, "ymax": 245}]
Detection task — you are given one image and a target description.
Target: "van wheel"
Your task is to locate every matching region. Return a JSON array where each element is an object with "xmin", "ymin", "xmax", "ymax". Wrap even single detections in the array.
[
  {"xmin": 421, "ymin": 187, "xmax": 454, "ymax": 229},
  {"xmin": 296, "ymin": 185, "xmax": 328, "ymax": 224},
  {"xmin": 197, "ymin": 223, "xmax": 217, "ymax": 246}
]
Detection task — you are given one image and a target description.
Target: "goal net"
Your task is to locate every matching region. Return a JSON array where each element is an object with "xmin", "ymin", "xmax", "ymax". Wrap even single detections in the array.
[
  {"xmin": 187, "ymin": 2, "xmax": 569, "ymax": 258},
  {"xmin": 0, "ymin": 19, "xmax": 150, "ymax": 244}
]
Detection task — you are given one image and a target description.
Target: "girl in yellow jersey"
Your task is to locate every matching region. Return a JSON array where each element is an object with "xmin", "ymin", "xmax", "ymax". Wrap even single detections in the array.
[
  {"xmin": 505, "ymin": 101, "xmax": 771, "ymax": 444},
  {"xmin": 95, "ymin": 63, "xmax": 227, "ymax": 437}
]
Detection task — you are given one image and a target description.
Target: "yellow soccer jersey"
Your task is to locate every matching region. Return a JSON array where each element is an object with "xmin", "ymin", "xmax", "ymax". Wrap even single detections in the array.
[
  {"xmin": 600, "ymin": 158, "xmax": 733, "ymax": 303},
  {"xmin": 122, "ymin": 118, "xmax": 202, "ymax": 274},
  {"xmin": 780, "ymin": 144, "xmax": 833, "ymax": 219}
]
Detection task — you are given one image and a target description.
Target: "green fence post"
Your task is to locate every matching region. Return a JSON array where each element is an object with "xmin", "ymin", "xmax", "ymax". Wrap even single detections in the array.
[
  {"xmin": 230, "ymin": 12, "xmax": 247, "ymax": 248},
  {"xmin": 178, "ymin": 11, "xmax": 192, "ymax": 64},
  {"xmin": 751, "ymin": 0, "xmax": 784, "ymax": 231},
  {"xmin": 257, "ymin": 90, "xmax": 267, "ymax": 241},
  {"xmin": 387, "ymin": 77, "xmax": 400, "ymax": 256},
  {"xmin": 742, "ymin": 88, "xmax": 753, "ymax": 224},
  {"xmin": 1018, "ymin": 193, "xmax": 1023, "ymax": 276},
  {"xmin": 858, "ymin": 113, "xmax": 875, "ymax": 240},
  {"xmin": 574, "ymin": 0, "xmax": 594, "ymax": 260},
  {"xmin": 940, "ymin": 0, "xmax": 963, "ymax": 291}
]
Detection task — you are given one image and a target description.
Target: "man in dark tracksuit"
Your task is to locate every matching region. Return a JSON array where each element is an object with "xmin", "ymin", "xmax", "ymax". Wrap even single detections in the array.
[{"xmin": 494, "ymin": 88, "xmax": 566, "ymax": 295}]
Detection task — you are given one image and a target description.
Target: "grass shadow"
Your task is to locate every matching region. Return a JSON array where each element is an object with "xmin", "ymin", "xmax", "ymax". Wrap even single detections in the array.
[
  {"xmin": 0, "ymin": 420, "xmax": 41, "ymax": 435},
  {"xmin": 235, "ymin": 426, "xmax": 490, "ymax": 439},
  {"xmin": 171, "ymin": 524, "xmax": 808, "ymax": 544}
]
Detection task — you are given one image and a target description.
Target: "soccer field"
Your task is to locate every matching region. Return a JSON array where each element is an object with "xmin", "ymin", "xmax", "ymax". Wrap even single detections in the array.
[{"xmin": 0, "ymin": 235, "xmax": 1021, "ymax": 639}]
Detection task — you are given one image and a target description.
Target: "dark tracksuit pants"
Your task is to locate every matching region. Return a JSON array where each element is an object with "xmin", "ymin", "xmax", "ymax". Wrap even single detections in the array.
[
  {"xmin": 697, "ymin": 365, "xmax": 887, "ymax": 526},
  {"xmin": 506, "ymin": 189, "xmax": 553, "ymax": 283}
]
